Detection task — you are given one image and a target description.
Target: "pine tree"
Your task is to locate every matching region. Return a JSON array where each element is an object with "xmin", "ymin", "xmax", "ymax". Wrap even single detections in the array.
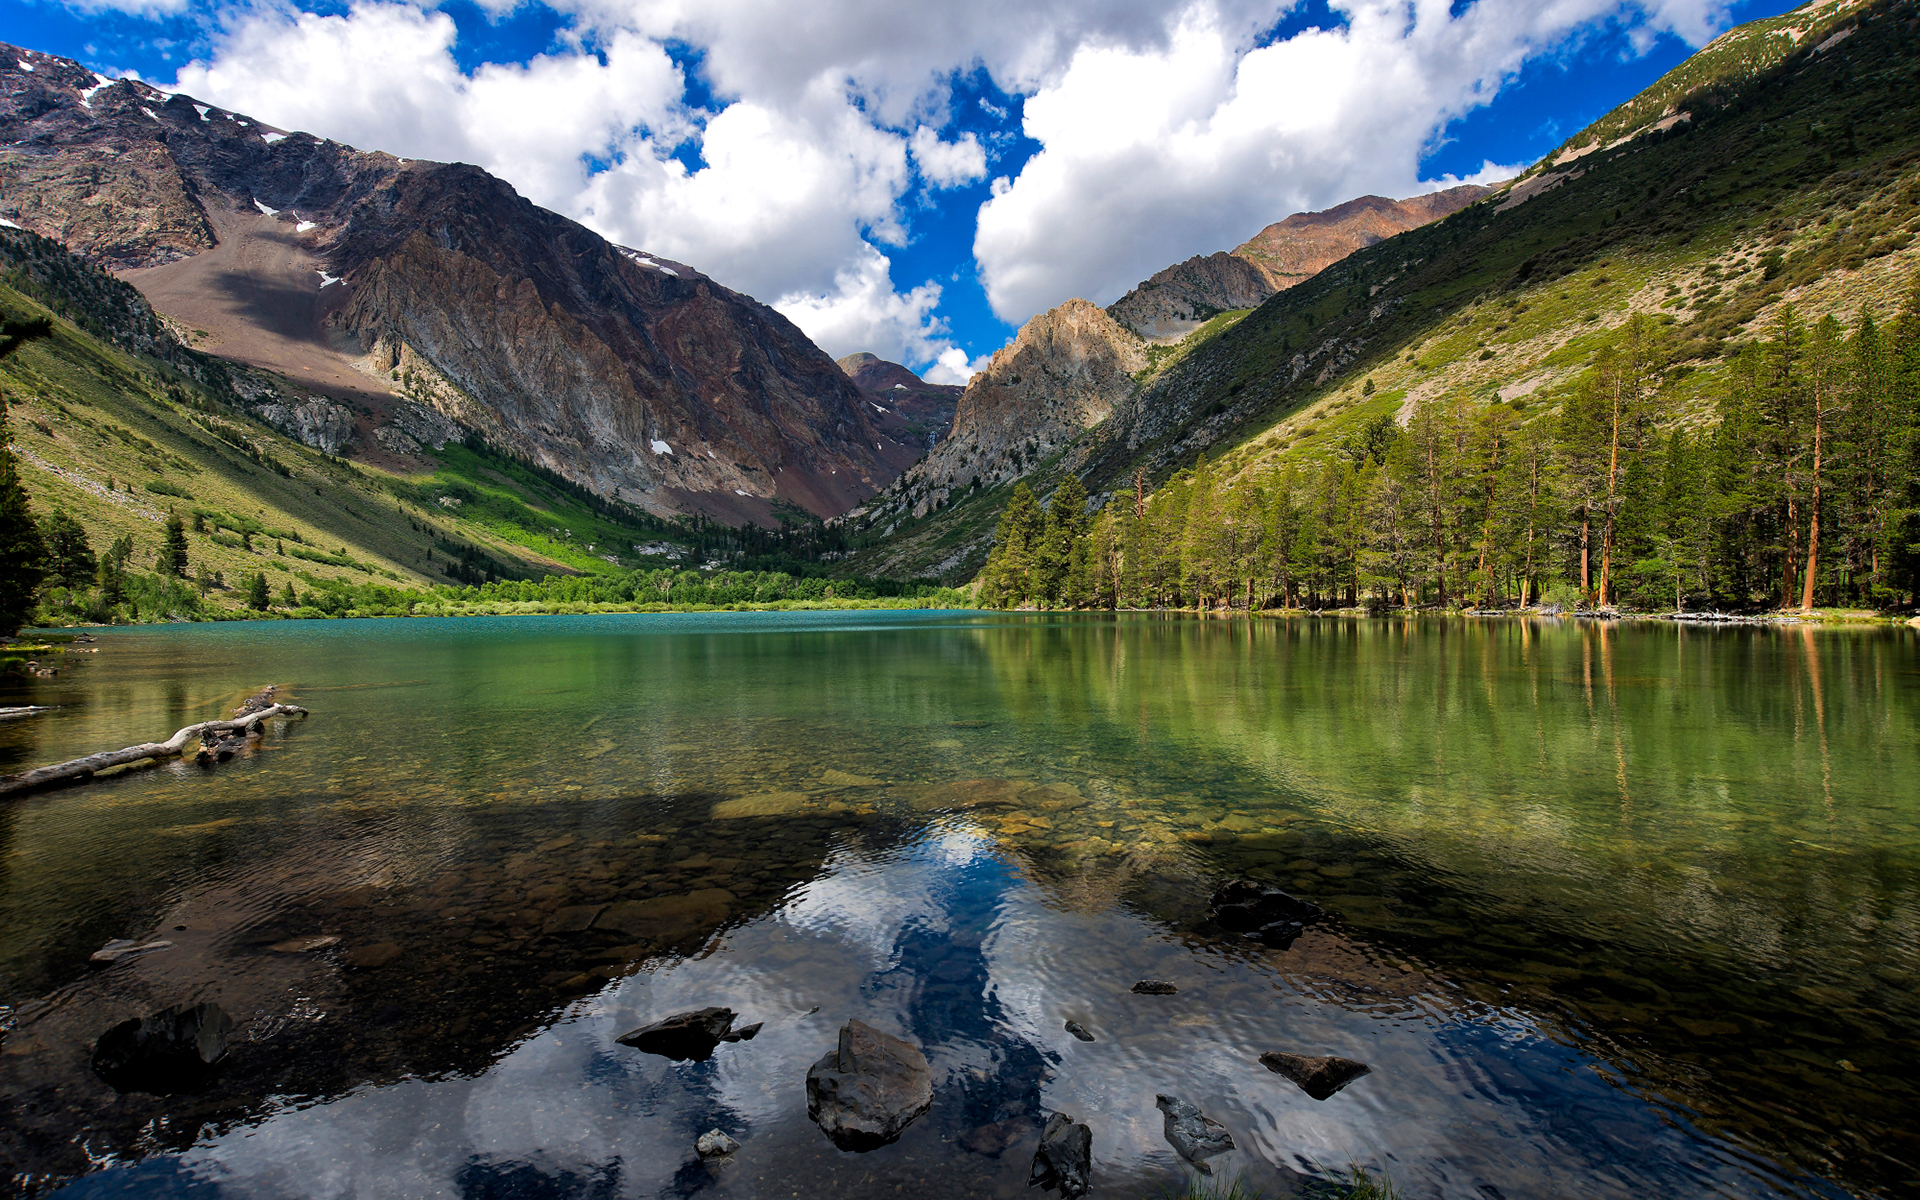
[
  {"xmin": 40, "ymin": 507, "xmax": 95, "ymax": 589},
  {"xmin": 248, "ymin": 571, "xmax": 271, "ymax": 611},
  {"xmin": 0, "ymin": 396, "xmax": 47, "ymax": 636},
  {"xmin": 162, "ymin": 510, "xmax": 189, "ymax": 577}
]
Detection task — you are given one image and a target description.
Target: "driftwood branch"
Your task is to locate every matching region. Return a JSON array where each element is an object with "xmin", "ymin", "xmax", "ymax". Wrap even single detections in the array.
[{"xmin": 0, "ymin": 691, "xmax": 309, "ymax": 797}]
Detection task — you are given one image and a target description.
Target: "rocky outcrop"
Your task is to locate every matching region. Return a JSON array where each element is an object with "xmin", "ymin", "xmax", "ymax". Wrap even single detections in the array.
[
  {"xmin": 806, "ymin": 1019, "xmax": 934, "ymax": 1151},
  {"xmin": 0, "ymin": 43, "xmax": 918, "ymax": 522},
  {"xmin": 1106, "ymin": 251, "xmax": 1281, "ymax": 341},
  {"xmin": 864, "ymin": 299, "xmax": 1144, "ymax": 524},
  {"xmin": 837, "ymin": 351, "xmax": 962, "ymax": 447},
  {"xmin": 1106, "ymin": 187, "xmax": 1490, "ymax": 343}
]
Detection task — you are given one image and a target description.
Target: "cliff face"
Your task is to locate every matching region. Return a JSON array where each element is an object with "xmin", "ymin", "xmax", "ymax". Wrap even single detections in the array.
[
  {"xmin": 862, "ymin": 299, "xmax": 1145, "ymax": 527},
  {"xmin": 1106, "ymin": 185, "xmax": 1491, "ymax": 342},
  {"xmin": 0, "ymin": 43, "xmax": 914, "ymax": 521},
  {"xmin": 836, "ymin": 352, "xmax": 963, "ymax": 448}
]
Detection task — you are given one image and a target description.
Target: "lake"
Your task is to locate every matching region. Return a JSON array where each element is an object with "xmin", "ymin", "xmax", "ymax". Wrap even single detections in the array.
[{"xmin": 0, "ymin": 612, "xmax": 1914, "ymax": 1199}]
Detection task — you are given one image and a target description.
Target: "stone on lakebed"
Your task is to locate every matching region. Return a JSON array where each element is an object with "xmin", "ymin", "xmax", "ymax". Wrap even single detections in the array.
[
  {"xmin": 805, "ymin": 1019, "xmax": 933, "ymax": 1151},
  {"xmin": 1259, "ymin": 1050, "xmax": 1371, "ymax": 1100}
]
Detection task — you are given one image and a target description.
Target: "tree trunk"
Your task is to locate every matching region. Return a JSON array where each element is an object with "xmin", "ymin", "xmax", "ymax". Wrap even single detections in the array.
[
  {"xmin": 1800, "ymin": 391, "xmax": 1824, "ymax": 613},
  {"xmin": 0, "ymin": 701, "xmax": 309, "ymax": 796}
]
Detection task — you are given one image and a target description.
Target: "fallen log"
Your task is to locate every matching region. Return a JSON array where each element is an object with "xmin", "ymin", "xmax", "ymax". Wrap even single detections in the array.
[{"xmin": 0, "ymin": 693, "xmax": 309, "ymax": 797}]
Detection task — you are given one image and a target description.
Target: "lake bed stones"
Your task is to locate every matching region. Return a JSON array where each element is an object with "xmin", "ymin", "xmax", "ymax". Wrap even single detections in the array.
[
  {"xmin": 805, "ymin": 1019, "xmax": 933, "ymax": 1151},
  {"xmin": 1155, "ymin": 1094, "xmax": 1234, "ymax": 1175},
  {"xmin": 1028, "ymin": 1111, "xmax": 1092, "ymax": 1198},
  {"xmin": 1259, "ymin": 1050, "xmax": 1372, "ymax": 1100},
  {"xmin": 616, "ymin": 1007, "xmax": 758, "ymax": 1061},
  {"xmin": 92, "ymin": 1002, "xmax": 234, "ymax": 1094},
  {"xmin": 1209, "ymin": 880, "xmax": 1323, "ymax": 949}
]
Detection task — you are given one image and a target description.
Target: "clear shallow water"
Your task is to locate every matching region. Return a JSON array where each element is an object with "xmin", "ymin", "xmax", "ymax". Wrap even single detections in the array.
[{"xmin": 0, "ymin": 612, "xmax": 1915, "ymax": 1199}]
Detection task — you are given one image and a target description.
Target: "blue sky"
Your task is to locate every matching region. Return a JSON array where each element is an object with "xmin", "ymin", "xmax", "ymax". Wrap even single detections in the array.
[{"xmin": 2, "ymin": 0, "xmax": 1804, "ymax": 379}]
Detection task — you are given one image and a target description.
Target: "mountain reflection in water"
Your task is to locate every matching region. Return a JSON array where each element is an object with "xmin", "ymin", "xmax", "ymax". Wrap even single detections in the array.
[{"xmin": 0, "ymin": 612, "xmax": 1910, "ymax": 1199}]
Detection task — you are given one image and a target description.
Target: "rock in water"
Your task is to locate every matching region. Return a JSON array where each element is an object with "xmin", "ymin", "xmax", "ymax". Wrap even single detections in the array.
[
  {"xmin": 1155, "ymin": 1094, "xmax": 1234, "ymax": 1175},
  {"xmin": 1064, "ymin": 1020, "xmax": 1095, "ymax": 1042},
  {"xmin": 1209, "ymin": 880, "xmax": 1323, "ymax": 949},
  {"xmin": 88, "ymin": 938, "xmax": 174, "ymax": 967},
  {"xmin": 1028, "ymin": 1112, "xmax": 1093, "ymax": 1198},
  {"xmin": 1259, "ymin": 1050, "xmax": 1372, "ymax": 1100},
  {"xmin": 805, "ymin": 1019, "xmax": 933, "ymax": 1151},
  {"xmin": 695, "ymin": 1129, "xmax": 740, "ymax": 1159},
  {"xmin": 1131, "ymin": 979, "xmax": 1178, "ymax": 995},
  {"xmin": 92, "ymin": 1002, "xmax": 233, "ymax": 1094},
  {"xmin": 616, "ymin": 1007, "xmax": 745, "ymax": 1061}
]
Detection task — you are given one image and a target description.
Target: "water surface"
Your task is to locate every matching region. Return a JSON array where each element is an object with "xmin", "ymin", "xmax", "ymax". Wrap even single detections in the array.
[{"xmin": 1, "ymin": 612, "xmax": 1914, "ymax": 1199}]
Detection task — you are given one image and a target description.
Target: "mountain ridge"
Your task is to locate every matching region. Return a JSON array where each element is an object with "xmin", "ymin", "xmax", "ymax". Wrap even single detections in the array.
[{"xmin": 0, "ymin": 44, "xmax": 919, "ymax": 523}]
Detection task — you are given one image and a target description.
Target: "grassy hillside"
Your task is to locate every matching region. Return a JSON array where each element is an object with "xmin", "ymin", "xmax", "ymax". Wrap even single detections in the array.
[
  {"xmin": 848, "ymin": 0, "xmax": 1919, "ymax": 583},
  {"xmin": 0, "ymin": 241, "xmax": 761, "ymax": 623}
]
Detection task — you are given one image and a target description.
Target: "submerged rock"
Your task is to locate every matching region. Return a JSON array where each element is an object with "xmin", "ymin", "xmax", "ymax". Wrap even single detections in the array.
[
  {"xmin": 1064, "ymin": 1020, "xmax": 1095, "ymax": 1042},
  {"xmin": 266, "ymin": 935, "xmax": 339, "ymax": 954},
  {"xmin": 616, "ymin": 1007, "xmax": 754, "ymax": 1061},
  {"xmin": 1131, "ymin": 979, "xmax": 1178, "ymax": 995},
  {"xmin": 88, "ymin": 939, "xmax": 174, "ymax": 967},
  {"xmin": 1028, "ymin": 1111, "xmax": 1092, "ymax": 1197},
  {"xmin": 92, "ymin": 1002, "xmax": 233, "ymax": 1094},
  {"xmin": 1155, "ymin": 1094, "xmax": 1234, "ymax": 1175},
  {"xmin": 805, "ymin": 1018, "xmax": 933, "ymax": 1151},
  {"xmin": 1209, "ymin": 880, "xmax": 1323, "ymax": 948},
  {"xmin": 1259, "ymin": 1050, "xmax": 1372, "ymax": 1100},
  {"xmin": 344, "ymin": 941, "xmax": 403, "ymax": 969},
  {"xmin": 696, "ymin": 1129, "xmax": 740, "ymax": 1159}
]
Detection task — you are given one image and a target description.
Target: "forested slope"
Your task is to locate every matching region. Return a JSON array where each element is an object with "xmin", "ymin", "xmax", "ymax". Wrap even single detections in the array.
[{"xmin": 850, "ymin": 0, "xmax": 1920, "ymax": 614}]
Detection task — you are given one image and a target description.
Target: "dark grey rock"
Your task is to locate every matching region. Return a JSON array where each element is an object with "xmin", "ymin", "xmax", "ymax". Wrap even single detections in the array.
[
  {"xmin": 806, "ymin": 1018, "xmax": 933, "ymax": 1151},
  {"xmin": 1131, "ymin": 979, "xmax": 1178, "ymax": 995},
  {"xmin": 722, "ymin": 1021, "xmax": 762, "ymax": 1043},
  {"xmin": 1209, "ymin": 880, "xmax": 1323, "ymax": 949},
  {"xmin": 616, "ymin": 1007, "xmax": 742, "ymax": 1061},
  {"xmin": 1259, "ymin": 1050, "xmax": 1372, "ymax": 1100},
  {"xmin": 1028, "ymin": 1111, "xmax": 1092, "ymax": 1197},
  {"xmin": 1155, "ymin": 1094, "xmax": 1234, "ymax": 1174},
  {"xmin": 91, "ymin": 1002, "xmax": 233, "ymax": 1094},
  {"xmin": 1064, "ymin": 1020, "xmax": 1095, "ymax": 1042}
]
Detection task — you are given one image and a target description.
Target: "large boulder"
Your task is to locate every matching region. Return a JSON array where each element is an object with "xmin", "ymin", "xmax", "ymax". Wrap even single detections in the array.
[
  {"xmin": 616, "ymin": 1007, "xmax": 759, "ymax": 1061},
  {"xmin": 1028, "ymin": 1111, "xmax": 1092, "ymax": 1198},
  {"xmin": 91, "ymin": 1002, "xmax": 233, "ymax": 1094},
  {"xmin": 1259, "ymin": 1050, "xmax": 1371, "ymax": 1100},
  {"xmin": 805, "ymin": 1019, "xmax": 933, "ymax": 1151},
  {"xmin": 1155, "ymin": 1094, "xmax": 1234, "ymax": 1175}
]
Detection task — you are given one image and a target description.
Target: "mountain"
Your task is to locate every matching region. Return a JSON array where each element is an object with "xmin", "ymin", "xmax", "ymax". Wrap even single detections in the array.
[
  {"xmin": 0, "ymin": 44, "xmax": 920, "ymax": 524},
  {"xmin": 1106, "ymin": 186, "xmax": 1490, "ymax": 341},
  {"xmin": 835, "ymin": 352, "xmax": 963, "ymax": 447},
  {"xmin": 848, "ymin": 0, "xmax": 1912, "ymax": 581},
  {"xmin": 844, "ymin": 300, "xmax": 1146, "ymax": 561}
]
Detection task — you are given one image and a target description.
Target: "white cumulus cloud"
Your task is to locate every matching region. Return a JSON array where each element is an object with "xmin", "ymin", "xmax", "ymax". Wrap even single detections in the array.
[{"xmin": 143, "ymin": 0, "xmax": 1745, "ymax": 365}]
